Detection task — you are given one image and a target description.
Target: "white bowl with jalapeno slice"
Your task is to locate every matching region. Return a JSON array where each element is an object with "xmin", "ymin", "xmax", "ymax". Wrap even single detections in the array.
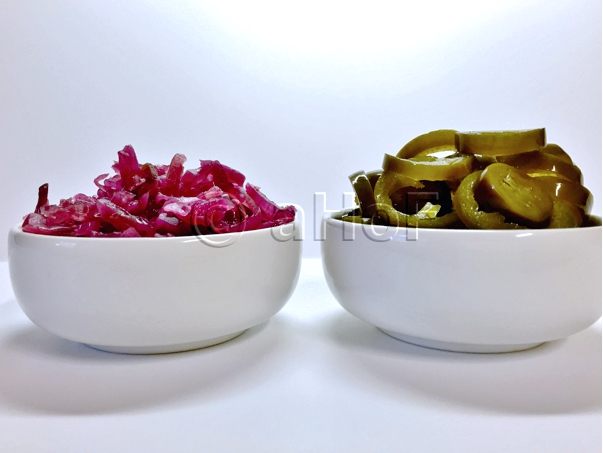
[{"xmin": 322, "ymin": 128, "xmax": 601, "ymax": 353}]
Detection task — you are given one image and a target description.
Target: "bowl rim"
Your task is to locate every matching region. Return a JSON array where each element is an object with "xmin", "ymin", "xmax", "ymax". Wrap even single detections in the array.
[
  {"xmin": 323, "ymin": 209, "xmax": 602, "ymax": 235},
  {"xmin": 10, "ymin": 216, "xmax": 299, "ymax": 242}
]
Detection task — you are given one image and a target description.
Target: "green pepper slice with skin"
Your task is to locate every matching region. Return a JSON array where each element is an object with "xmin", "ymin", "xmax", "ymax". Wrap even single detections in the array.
[
  {"xmin": 374, "ymin": 171, "xmax": 459, "ymax": 228},
  {"xmin": 397, "ymin": 129, "xmax": 457, "ymax": 159},
  {"xmin": 415, "ymin": 149, "xmax": 458, "ymax": 158},
  {"xmin": 452, "ymin": 171, "xmax": 524, "ymax": 229},
  {"xmin": 540, "ymin": 143, "xmax": 573, "ymax": 165},
  {"xmin": 456, "ymin": 129, "xmax": 545, "ymax": 157},
  {"xmin": 365, "ymin": 170, "xmax": 382, "ymax": 189},
  {"xmin": 383, "ymin": 153, "xmax": 475, "ymax": 182},
  {"xmin": 348, "ymin": 170, "xmax": 377, "ymax": 218},
  {"xmin": 474, "ymin": 163, "xmax": 553, "ymax": 227},
  {"xmin": 548, "ymin": 200, "xmax": 584, "ymax": 228},
  {"xmin": 498, "ymin": 151, "xmax": 583, "ymax": 184},
  {"xmin": 526, "ymin": 171, "xmax": 593, "ymax": 214}
]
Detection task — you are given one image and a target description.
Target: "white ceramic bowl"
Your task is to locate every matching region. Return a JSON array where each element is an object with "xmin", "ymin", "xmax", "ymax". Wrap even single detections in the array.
[
  {"xmin": 322, "ymin": 211, "xmax": 602, "ymax": 353},
  {"xmin": 8, "ymin": 218, "xmax": 302, "ymax": 354}
]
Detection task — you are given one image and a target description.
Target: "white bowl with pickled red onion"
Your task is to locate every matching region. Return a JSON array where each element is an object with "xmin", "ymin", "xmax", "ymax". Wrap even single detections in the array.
[
  {"xmin": 321, "ymin": 212, "xmax": 601, "ymax": 353},
  {"xmin": 8, "ymin": 145, "xmax": 302, "ymax": 354},
  {"xmin": 8, "ymin": 215, "xmax": 302, "ymax": 354}
]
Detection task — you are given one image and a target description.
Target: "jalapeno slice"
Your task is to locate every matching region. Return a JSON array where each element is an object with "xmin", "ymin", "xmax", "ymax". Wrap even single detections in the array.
[
  {"xmin": 474, "ymin": 163, "xmax": 553, "ymax": 227},
  {"xmin": 365, "ymin": 170, "xmax": 382, "ymax": 189},
  {"xmin": 374, "ymin": 171, "xmax": 459, "ymax": 228},
  {"xmin": 548, "ymin": 200, "xmax": 584, "ymax": 228},
  {"xmin": 526, "ymin": 172, "xmax": 593, "ymax": 213},
  {"xmin": 383, "ymin": 153, "xmax": 475, "ymax": 181},
  {"xmin": 456, "ymin": 129, "xmax": 545, "ymax": 157},
  {"xmin": 397, "ymin": 129, "xmax": 457, "ymax": 159},
  {"xmin": 349, "ymin": 170, "xmax": 377, "ymax": 217},
  {"xmin": 499, "ymin": 151, "xmax": 582, "ymax": 183},
  {"xmin": 540, "ymin": 143, "xmax": 573, "ymax": 165},
  {"xmin": 452, "ymin": 171, "xmax": 523, "ymax": 229}
]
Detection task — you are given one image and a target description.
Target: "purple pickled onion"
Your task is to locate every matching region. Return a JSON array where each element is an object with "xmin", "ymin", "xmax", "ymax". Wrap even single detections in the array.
[
  {"xmin": 35, "ymin": 184, "xmax": 49, "ymax": 214},
  {"xmin": 110, "ymin": 190, "xmax": 136, "ymax": 209},
  {"xmin": 141, "ymin": 163, "xmax": 159, "ymax": 181},
  {"xmin": 75, "ymin": 220, "xmax": 101, "ymax": 236},
  {"xmin": 179, "ymin": 160, "xmax": 244, "ymax": 197},
  {"xmin": 154, "ymin": 213, "xmax": 188, "ymax": 235},
  {"xmin": 261, "ymin": 205, "xmax": 297, "ymax": 228},
  {"xmin": 96, "ymin": 199, "xmax": 155, "ymax": 236},
  {"xmin": 94, "ymin": 173, "xmax": 109, "ymax": 190},
  {"xmin": 158, "ymin": 196, "xmax": 205, "ymax": 221},
  {"xmin": 154, "ymin": 164, "xmax": 169, "ymax": 176},
  {"xmin": 96, "ymin": 174, "xmax": 121, "ymax": 198},
  {"xmin": 190, "ymin": 193, "xmax": 262, "ymax": 234},
  {"xmin": 245, "ymin": 183, "xmax": 278, "ymax": 220},
  {"xmin": 120, "ymin": 227, "xmax": 142, "ymax": 237},
  {"xmin": 190, "ymin": 195, "xmax": 238, "ymax": 234},
  {"xmin": 41, "ymin": 204, "xmax": 74, "ymax": 225},
  {"xmin": 60, "ymin": 195, "xmax": 96, "ymax": 223},
  {"xmin": 198, "ymin": 160, "xmax": 246, "ymax": 187},
  {"xmin": 198, "ymin": 185, "xmax": 224, "ymax": 200},
  {"xmin": 246, "ymin": 183, "xmax": 296, "ymax": 226},
  {"xmin": 22, "ymin": 212, "xmax": 74, "ymax": 235},
  {"xmin": 162, "ymin": 153, "xmax": 187, "ymax": 196},
  {"xmin": 130, "ymin": 191, "xmax": 150, "ymax": 214},
  {"xmin": 180, "ymin": 168, "xmax": 214, "ymax": 197},
  {"xmin": 115, "ymin": 145, "xmax": 143, "ymax": 191},
  {"xmin": 22, "ymin": 146, "xmax": 296, "ymax": 237}
]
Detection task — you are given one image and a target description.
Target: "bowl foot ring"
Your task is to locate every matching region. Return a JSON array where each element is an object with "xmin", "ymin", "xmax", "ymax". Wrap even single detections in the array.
[
  {"xmin": 85, "ymin": 329, "xmax": 247, "ymax": 355},
  {"xmin": 379, "ymin": 329, "xmax": 544, "ymax": 354}
]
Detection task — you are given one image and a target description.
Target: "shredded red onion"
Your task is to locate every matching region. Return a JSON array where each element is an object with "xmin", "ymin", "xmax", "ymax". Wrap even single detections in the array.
[{"xmin": 22, "ymin": 146, "xmax": 296, "ymax": 237}]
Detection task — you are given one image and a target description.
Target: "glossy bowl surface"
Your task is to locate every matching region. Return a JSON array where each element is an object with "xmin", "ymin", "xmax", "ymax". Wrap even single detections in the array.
[
  {"xmin": 8, "ymin": 218, "xmax": 302, "ymax": 354},
  {"xmin": 322, "ymin": 212, "xmax": 602, "ymax": 353}
]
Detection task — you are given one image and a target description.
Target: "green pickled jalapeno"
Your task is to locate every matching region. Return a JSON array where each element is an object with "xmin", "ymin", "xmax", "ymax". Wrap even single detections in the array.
[
  {"xmin": 349, "ymin": 170, "xmax": 377, "ymax": 218},
  {"xmin": 474, "ymin": 163, "xmax": 554, "ymax": 227},
  {"xmin": 456, "ymin": 129, "xmax": 545, "ymax": 157},
  {"xmin": 342, "ymin": 128, "xmax": 594, "ymax": 229}
]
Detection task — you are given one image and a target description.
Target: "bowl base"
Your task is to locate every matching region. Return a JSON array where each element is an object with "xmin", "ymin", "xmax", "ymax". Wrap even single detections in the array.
[
  {"xmin": 379, "ymin": 329, "xmax": 544, "ymax": 354},
  {"xmin": 86, "ymin": 329, "xmax": 246, "ymax": 355}
]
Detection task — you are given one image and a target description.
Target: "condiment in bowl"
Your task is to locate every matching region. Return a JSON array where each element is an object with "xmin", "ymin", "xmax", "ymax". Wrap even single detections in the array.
[
  {"xmin": 322, "ymin": 213, "xmax": 601, "ymax": 353},
  {"xmin": 8, "ymin": 145, "xmax": 301, "ymax": 353},
  {"xmin": 9, "ymin": 215, "xmax": 301, "ymax": 354},
  {"xmin": 324, "ymin": 128, "xmax": 601, "ymax": 353}
]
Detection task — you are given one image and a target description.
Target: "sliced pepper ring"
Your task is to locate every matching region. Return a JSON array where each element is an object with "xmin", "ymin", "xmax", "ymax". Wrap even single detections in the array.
[
  {"xmin": 498, "ymin": 151, "xmax": 583, "ymax": 184},
  {"xmin": 365, "ymin": 170, "xmax": 382, "ymax": 189},
  {"xmin": 397, "ymin": 129, "xmax": 457, "ymax": 159},
  {"xmin": 452, "ymin": 171, "xmax": 523, "ymax": 230},
  {"xmin": 383, "ymin": 153, "xmax": 475, "ymax": 181},
  {"xmin": 456, "ymin": 129, "xmax": 545, "ymax": 157},
  {"xmin": 539, "ymin": 143, "xmax": 573, "ymax": 165},
  {"xmin": 548, "ymin": 200, "xmax": 584, "ymax": 228},
  {"xmin": 349, "ymin": 170, "xmax": 377, "ymax": 217},
  {"xmin": 374, "ymin": 171, "xmax": 459, "ymax": 228},
  {"xmin": 526, "ymin": 172, "xmax": 593, "ymax": 213}
]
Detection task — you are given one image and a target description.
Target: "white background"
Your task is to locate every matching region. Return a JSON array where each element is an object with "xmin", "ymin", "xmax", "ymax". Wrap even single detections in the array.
[{"xmin": 0, "ymin": 0, "xmax": 601, "ymax": 259}]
